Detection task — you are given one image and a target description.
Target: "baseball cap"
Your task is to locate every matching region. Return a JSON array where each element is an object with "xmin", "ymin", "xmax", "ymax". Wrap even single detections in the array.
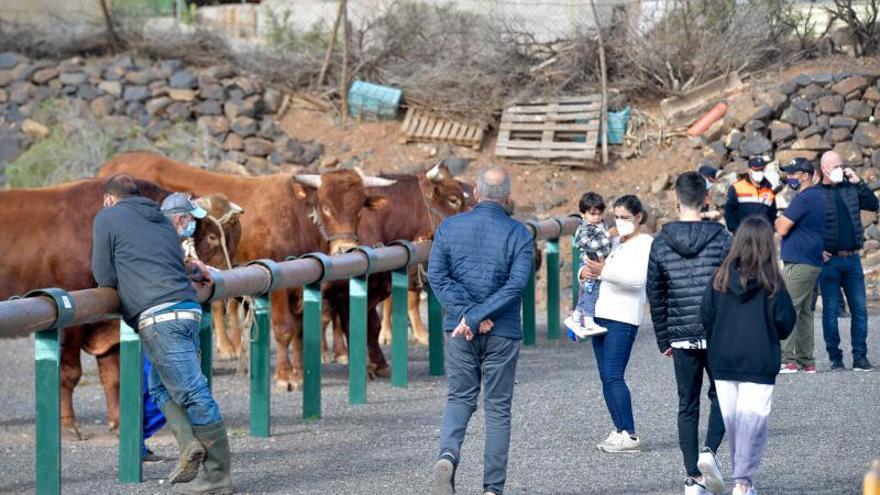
[
  {"xmin": 697, "ymin": 164, "xmax": 720, "ymax": 181},
  {"xmin": 747, "ymin": 156, "xmax": 768, "ymax": 170},
  {"xmin": 780, "ymin": 157, "xmax": 814, "ymax": 174},
  {"xmin": 160, "ymin": 193, "xmax": 207, "ymax": 218}
]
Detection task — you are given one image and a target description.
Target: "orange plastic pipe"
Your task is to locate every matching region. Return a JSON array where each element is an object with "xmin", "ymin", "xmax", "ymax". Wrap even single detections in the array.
[{"xmin": 687, "ymin": 102, "xmax": 729, "ymax": 137}]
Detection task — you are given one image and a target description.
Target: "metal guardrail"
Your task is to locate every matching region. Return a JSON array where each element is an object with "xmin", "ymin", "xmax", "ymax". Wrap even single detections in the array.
[{"xmin": 0, "ymin": 215, "xmax": 579, "ymax": 494}]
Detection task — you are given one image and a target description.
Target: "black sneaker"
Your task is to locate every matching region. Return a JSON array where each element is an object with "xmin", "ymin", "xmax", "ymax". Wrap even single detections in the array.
[
  {"xmin": 853, "ymin": 357, "xmax": 874, "ymax": 372},
  {"xmin": 830, "ymin": 360, "xmax": 846, "ymax": 371}
]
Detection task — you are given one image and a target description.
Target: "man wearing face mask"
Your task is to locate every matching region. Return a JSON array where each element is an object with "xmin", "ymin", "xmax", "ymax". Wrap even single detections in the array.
[
  {"xmin": 816, "ymin": 151, "xmax": 879, "ymax": 372},
  {"xmin": 92, "ymin": 176, "xmax": 233, "ymax": 494},
  {"xmin": 724, "ymin": 157, "xmax": 777, "ymax": 233},
  {"xmin": 697, "ymin": 165, "xmax": 723, "ymax": 221},
  {"xmin": 775, "ymin": 158, "xmax": 826, "ymax": 374}
]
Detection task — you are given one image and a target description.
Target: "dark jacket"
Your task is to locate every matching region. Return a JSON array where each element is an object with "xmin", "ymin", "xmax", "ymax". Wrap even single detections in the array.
[
  {"xmin": 92, "ymin": 196, "xmax": 197, "ymax": 328},
  {"xmin": 647, "ymin": 221, "xmax": 732, "ymax": 352},
  {"xmin": 427, "ymin": 201, "xmax": 534, "ymax": 340},
  {"xmin": 724, "ymin": 177, "xmax": 777, "ymax": 233},
  {"xmin": 818, "ymin": 181, "xmax": 879, "ymax": 253},
  {"xmin": 700, "ymin": 265, "xmax": 796, "ymax": 385}
]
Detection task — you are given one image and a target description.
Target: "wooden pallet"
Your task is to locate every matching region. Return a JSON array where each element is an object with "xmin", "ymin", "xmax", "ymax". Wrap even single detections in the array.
[
  {"xmin": 399, "ymin": 107, "xmax": 485, "ymax": 150},
  {"xmin": 495, "ymin": 95, "xmax": 602, "ymax": 167}
]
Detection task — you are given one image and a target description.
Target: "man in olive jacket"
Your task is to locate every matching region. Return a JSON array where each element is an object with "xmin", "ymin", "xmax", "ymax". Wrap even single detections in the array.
[{"xmin": 647, "ymin": 172, "xmax": 732, "ymax": 495}]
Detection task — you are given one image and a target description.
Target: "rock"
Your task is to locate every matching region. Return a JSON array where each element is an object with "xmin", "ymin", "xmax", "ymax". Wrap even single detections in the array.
[
  {"xmin": 21, "ymin": 119, "xmax": 49, "ymax": 139},
  {"xmin": 263, "ymin": 88, "xmax": 283, "ymax": 113},
  {"xmin": 198, "ymin": 116, "xmax": 230, "ymax": 136},
  {"xmin": 169, "ymin": 70, "xmax": 198, "ymax": 89},
  {"xmin": 817, "ymin": 114, "xmax": 830, "ymax": 130},
  {"xmin": 97, "ymin": 80, "xmax": 122, "ymax": 97},
  {"xmin": 125, "ymin": 70, "xmax": 154, "ymax": 86},
  {"xmin": 874, "ymin": 150, "xmax": 880, "ymax": 169},
  {"xmin": 832, "ymin": 75, "xmax": 868, "ymax": 96},
  {"xmin": 0, "ymin": 52, "xmax": 20, "ymax": 70},
  {"xmin": 320, "ymin": 156, "xmax": 339, "ymax": 169},
  {"xmin": 257, "ymin": 117, "xmax": 278, "ymax": 139},
  {"xmin": 193, "ymin": 100, "xmax": 222, "ymax": 115},
  {"xmin": 165, "ymin": 102, "xmax": 191, "ymax": 121},
  {"xmin": 222, "ymin": 133, "xmax": 243, "ymax": 150},
  {"xmin": 125, "ymin": 101, "xmax": 147, "ymax": 119},
  {"xmin": 0, "ymin": 88, "xmax": 7, "ymax": 103},
  {"xmin": 207, "ymin": 65, "xmax": 236, "ymax": 80},
  {"xmin": 843, "ymin": 99, "xmax": 872, "ymax": 120},
  {"xmin": 744, "ymin": 120, "xmax": 766, "ymax": 134},
  {"xmin": 273, "ymin": 136, "xmax": 304, "ymax": 163},
  {"xmin": 651, "ymin": 172, "xmax": 671, "ymax": 193},
  {"xmin": 58, "ymin": 72, "xmax": 88, "ymax": 86},
  {"xmin": 779, "ymin": 79, "xmax": 799, "ymax": 95},
  {"xmin": 198, "ymin": 72, "xmax": 218, "ymax": 87},
  {"xmin": 215, "ymin": 160, "xmax": 249, "ymax": 176},
  {"xmin": 761, "ymin": 91, "xmax": 788, "ymax": 114},
  {"xmin": 8, "ymin": 82, "xmax": 34, "ymax": 104},
  {"xmin": 31, "ymin": 67, "xmax": 59, "ymax": 84},
  {"xmin": 246, "ymin": 156, "xmax": 272, "ymax": 174},
  {"xmin": 818, "ymin": 94, "xmax": 845, "ymax": 114},
  {"xmin": 168, "ymin": 88, "xmax": 197, "ymax": 102},
  {"xmin": 300, "ymin": 141, "xmax": 323, "ymax": 164},
  {"xmin": 145, "ymin": 96, "xmax": 172, "ymax": 115},
  {"xmin": 813, "ymin": 72, "xmax": 834, "ymax": 84},
  {"xmin": 781, "ymin": 106, "xmax": 810, "ymax": 128},
  {"xmin": 797, "ymin": 125, "xmax": 823, "ymax": 139},
  {"xmin": 158, "ymin": 59, "xmax": 184, "ymax": 76},
  {"xmin": 846, "ymin": 90, "xmax": 862, "ymax": 101},
  {"xmin": 727, "ymin": 96, "xmax": 764, "ymax": 128},
  {"xmin": 792, "ymin": 97, "xmax": 812, "ymax": 112},
  {"xmin": 876, "ymin": 104, "xmax": 880, "ymax": 121},
  {"xmin": 724, "ymin": 130, "xmax": 744, "ymax": 150},
  {"xmin": 200, "ymin": 83, "xmax": 224, "ymax": 100},
  {"xmin": 794, "ymin": 74, "xmax": 812, "ymax": 87},
  {"xmin": 826, "ymin": 127, "xmax": 852, "ymax": 142},
  {"xmin": 0, "ymin": 128, "xmax": 23, "ymax": 162},
  {"xmin": 854, "ymin": 122, "xmax": 880, "ymax": 147},
  {"xmin": 798, "ymin": 84, "xmax": 825, "ymax": 101},
  {"xmin": 864, "ymin": 86, "xmax": 880, "ymax": 103},
  {"xmin": 834, "ymin": 142, "xmax": 863, "ymax": 166},
  {"xmin": 830, "ymin": 116, "xmax": 858, "ymax": 130},
  {"xmin": 866, "ymin": 224, "xmax": 880, "ymax": 242},
  {"xmin": 862, "ymin": 211, "xmax": 878, "ymax": 227},
  {"xmin": 76, "ymin": 85, "xmax": 98, "ymax": 101},
  {"xmin": 739, "ymin": 132, "xmax": 773, "ymax": 156},
  {"xmin": 0, "ymin": 70, "xmax": 14, "ymax": 87},
  {"xmin": 123, "ymin": 85, "xmax": 151, "ymax": 102},
  {"xmin": 230, "ymin": 116, "xmax": 256, "ymax": 137},
  {"xmin": 769, "ymin": 121, "xmax": 794, "ymax": 142},
  {"xmin": 865, "ymin": 167, "xmax": 880, "ymax": 184},
  {"xmin": 145, "ymin": 119, "xmax": 172, "ymax": 140},
  {"xmin": 224, "ymin": 77, "xmax": 258, "ymax": 97},
  {"xmin": 791, "ymin": 135, "xmax": 831, "ymax": 151},
  {"xmin": 90, "ymin": 95, "xmax": 115, "ymax": 117},
  {"xmin": 775, "ymin": 149, "xmax": 819, "ymax": 164}
]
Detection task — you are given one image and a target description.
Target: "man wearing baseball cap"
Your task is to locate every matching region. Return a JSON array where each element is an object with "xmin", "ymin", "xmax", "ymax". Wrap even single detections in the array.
[
  {"xmin": 776, "ymin": 158, "xmax": 825, "ymax": 374},
  {"xmin": 697, "ymin": 164, "xmax": 723, "ymax": 221},
  {"xmin": 161, "ymin": 192, "xmax": 207, "ymax": 239},
  {"xmin": 724, "ymin": 156, "xmax": 777, "ymax": 233}
]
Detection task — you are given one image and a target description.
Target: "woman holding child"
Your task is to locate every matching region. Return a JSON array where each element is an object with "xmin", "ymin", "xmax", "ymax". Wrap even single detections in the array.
[{"xmin": 578, "ymin": 194, "xmax": 653, "ymax": 454}]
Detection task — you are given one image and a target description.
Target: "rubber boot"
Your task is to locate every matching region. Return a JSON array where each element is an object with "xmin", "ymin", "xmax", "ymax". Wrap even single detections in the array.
[
  {"xmin": 172, "ymin": 421, "xmax": 233, "ymax": 495},
  {"xmin": 160, "ymin": 401, "xmax": 206, "ymax": 484}
]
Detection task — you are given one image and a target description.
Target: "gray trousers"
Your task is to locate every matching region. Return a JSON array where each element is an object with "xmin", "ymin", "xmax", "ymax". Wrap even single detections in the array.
[
  {"xmin": 782, "ymin": 263, "xmax": 822, "ymax": 366},
  {"xmin": 438, "ymin": 333, "xmax": 520, "ymax": 494}
]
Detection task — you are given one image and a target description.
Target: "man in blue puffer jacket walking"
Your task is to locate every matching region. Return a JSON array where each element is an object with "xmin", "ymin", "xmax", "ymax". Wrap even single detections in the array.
[{"xmin": 428, "ymin": 165, "xmax": 534, "ymax": 495}]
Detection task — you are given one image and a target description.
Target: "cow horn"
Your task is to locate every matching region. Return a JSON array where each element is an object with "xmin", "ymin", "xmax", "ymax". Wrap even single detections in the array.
[
  {"xmin": 362, "ymin": 177, "xmax": 397, "ymax": 187},
  {"xmin": 293, "ymin": 174, "xmax": 322, "ymax": 188},
  {"xmin": 426, "ymin": 161, "xmax": 445, "ymax": 182}
]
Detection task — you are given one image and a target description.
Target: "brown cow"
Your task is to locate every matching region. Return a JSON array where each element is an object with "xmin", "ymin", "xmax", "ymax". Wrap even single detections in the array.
[
  {"xmin": 0, "ymin": 178, "xmax": 239, "ymax": 439},
  {"xmin": 98, "ymin": 151, "xmax": 394, "ymax": 390}
]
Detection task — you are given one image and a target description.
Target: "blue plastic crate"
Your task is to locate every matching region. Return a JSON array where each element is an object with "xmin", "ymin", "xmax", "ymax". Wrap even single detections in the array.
[{"xmin": 348, "ymin": 80, "xmax": 402, "ymax": 120}]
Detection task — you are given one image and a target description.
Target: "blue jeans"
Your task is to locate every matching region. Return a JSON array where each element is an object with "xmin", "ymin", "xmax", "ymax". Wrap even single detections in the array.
[
  {"xmin": 819, "ymin": 255, "xmax": 868, "ymax": 362},
  {"xmin": 142, "ymin": 353, "xmax": 166, "ymax": 457},
  {"xmin": 575, "ymin": 280, "xmax": 601, "ymax": 317},
  {"xmin": 439, "ymin": 333, "xmax": 520, "ymax": 495},
  {"xmin": 592, "ymin": 318, "xmax": 638, "ymax": 433},
  {"xmin": 139, "ymin": 317, "xmax": 221, "ymax": 426}
]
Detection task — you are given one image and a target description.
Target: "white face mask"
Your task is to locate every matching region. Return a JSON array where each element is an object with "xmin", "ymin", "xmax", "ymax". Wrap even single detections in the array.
[
  {"xmin": 616, "ymin": 219, "xmax": 636, "ymax": 238},
  {"xmin": 829, "ymin": 168, "xmax": 844, "ymax": 184},
  {"xmin": 750, "ymin": 171, "xmax": 765, "ymax": 183}
]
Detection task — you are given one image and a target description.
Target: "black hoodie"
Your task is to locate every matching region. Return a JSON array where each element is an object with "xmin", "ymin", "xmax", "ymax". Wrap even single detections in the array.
[
  {"xmin": 647, "ymin": 221, "xmax": 732, "ymax": 352},
  {"xmin": 91, "ymin": 196, "xmax": 197, "ymax": 328},
  {"xmin": 700, "ymin": 265, "xmax": 796, "ymax": 385}
]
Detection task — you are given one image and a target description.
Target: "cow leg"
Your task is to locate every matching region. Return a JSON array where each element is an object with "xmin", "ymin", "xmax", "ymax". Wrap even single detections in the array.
[
  {"xmin": 367, "ymin": 307, "xmax": 390, "ymax": 378},
  {"xmin": 332, "ymin": 312, "xmax": 348, "ymax": 364},
  {"xmin": 289, "ymin": 289, "xmax": 305, "ymax": 391},
  {"xmin": 379, "ymin": 298, "xmax": 393, "ymax": 346},
  {"xmin": 95, "ymin": 346, "xmax": 120, "ymax": 433},
  {"xmin": 320, "ymin": 305, "xmax": 332, "ymax": 364},
  {"xmin": 408, "ymin": 289, "xmax": 429, "ymax": 346},
  {"xmin": 60, "ymin": 328, "xmax": 85, "ymax": 441},
  {"xmin": 271, "ymin": 290, "xmax": 297, "ymax": 392},
  {"xmin": 214, "ymin": 299, "xmax": 236, "ymax": 360},
  {"xmin": 227, "ymin": 298, "xmax": 244, "ymax": 358}
]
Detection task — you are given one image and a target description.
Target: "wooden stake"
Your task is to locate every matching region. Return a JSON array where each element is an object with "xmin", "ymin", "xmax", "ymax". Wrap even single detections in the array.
[
  {"xmin": 589, "ymin": 0, "xmax": 609, "ymax": 166},
  {"xmin": 99, "ymin": 0, "xmax": 121, "ymax": 53},
  {"xmin": 340, "ymin": 0, "xmax": 350, "ymax": 127},
  {"xmin": 317, "ymin": 0, "xmax": 345, "ymax": 88}
]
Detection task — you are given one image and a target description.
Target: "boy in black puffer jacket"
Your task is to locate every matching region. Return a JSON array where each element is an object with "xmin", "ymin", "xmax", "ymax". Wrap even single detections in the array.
[{"xmin": 647, "ymin": 172, "xmax": 732, "ymax": 495}]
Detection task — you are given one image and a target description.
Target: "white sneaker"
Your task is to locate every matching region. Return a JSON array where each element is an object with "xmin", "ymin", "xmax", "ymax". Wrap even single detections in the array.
[
  {"xmin": 599, "ymin": 430, "xmax": 640, "ymax": 453},
  {"xmin": 732, "ymin": 484, "xmax": 757, "ymax": 495},
  {"xmin": 697, "ymin": 448, "xmax": 725, "ymax": 494},
  {"xmin": 595, "ymin": 429, "xmax": 620, "ymax": 450},
  {"xmin": 565, "ymin": 311, "xmax": 590, "ymax": 339},
  {"xmin": 580, "ymin": 316, "xmax": 608, "ymax": 338},
  {"xmin": 684, "ymin": 478, "xmax": 708, "ymax": 495}
]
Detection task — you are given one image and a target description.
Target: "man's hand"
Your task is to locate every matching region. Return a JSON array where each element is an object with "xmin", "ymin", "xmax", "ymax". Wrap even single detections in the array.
[
  {"xmin": 662, "ymin": 348, "xmax": 673, "ymax": 357},
  {"xmin": 823, "ymin": 250, "xmax": 832, "ymax": 263},
  {"xmin": 700, "ymin": 210, "xmax": 722, "ymax": 221},
  {"xmin": 451, "ymin": 317, "xmax": 474, "ymax": 341},
  {"xmin": 479, "ymin": 319, "xmax": 494, "ymax": 334},
  {"xmin": 185, "ymin": 259, "xmax": 213, "ymax": 286},
  {"xmin": 844, "ymin": 167, "xmax": 861, "ymax": 184}
]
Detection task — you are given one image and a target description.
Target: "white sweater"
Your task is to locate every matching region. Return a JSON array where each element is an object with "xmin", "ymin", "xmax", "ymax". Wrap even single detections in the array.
[{"xmin": 594, "ymin": 233, "xmax": 653, "ymax": 327}]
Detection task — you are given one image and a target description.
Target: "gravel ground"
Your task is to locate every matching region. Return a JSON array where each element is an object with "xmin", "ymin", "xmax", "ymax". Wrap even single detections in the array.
[{"xmin": 1, "ymin": 314, "xmax": 878, "ymax": 495}]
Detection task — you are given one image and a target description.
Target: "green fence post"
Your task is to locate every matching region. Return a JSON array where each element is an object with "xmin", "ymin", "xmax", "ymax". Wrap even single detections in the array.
[
  {"xmin": 35, "ymin": 327, "xmax": 61, "ymax": 495},
  {"xmin": 348, "ymin": 273, "xmax": 368, "ymax": 405},
  {"xmin": 303, "ymin": 282, "xmax": 323, "ymax": 419},
  {"xmin": 391, "ymin": 266, "xmax": 409, "ymax": 387},
  {"xmin": 546, "ymin": 238, "xmax": 560, "ymax": 340},
  {"xmin": 199, "ymin": 303, "xmax": 212, "ymax": 390},
  {"xmin": 427, "ymin": 285, "xmax": 444, "ymax": 376},
  {"xmin": 250, "ymin": 296, "xmax": 270, "ymax": 437},
  {"xmin": 523, "ymin": 255, "xmax": 536, "ymax": 346},
  {"xmin": 118, "ymin": 320, "xmax": 143, "ymax": 483},
  {"xmin": 571, "ymin": 234, "xmax": 581, "ymax": 310}
]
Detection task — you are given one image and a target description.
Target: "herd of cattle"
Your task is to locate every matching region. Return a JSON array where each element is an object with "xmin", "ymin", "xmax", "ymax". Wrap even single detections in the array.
[{"xmin": 0, "ymin": 151, "xmax": 476, "ymax": 439}]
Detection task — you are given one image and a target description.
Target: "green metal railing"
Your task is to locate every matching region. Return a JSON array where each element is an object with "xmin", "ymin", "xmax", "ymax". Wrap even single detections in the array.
[{"xmin": 0, "ymin": 216, "xmax": 578, "ymax": 494}]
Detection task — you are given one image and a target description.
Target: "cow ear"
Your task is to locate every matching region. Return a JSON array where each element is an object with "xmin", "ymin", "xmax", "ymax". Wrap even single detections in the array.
[
  {"xmin": 365, "ymin": 195, "xmax": 389, "ymax": 210},
  {"xmin": 291, "ymin": 182, "xmax": 309, "ymax": 201}
]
